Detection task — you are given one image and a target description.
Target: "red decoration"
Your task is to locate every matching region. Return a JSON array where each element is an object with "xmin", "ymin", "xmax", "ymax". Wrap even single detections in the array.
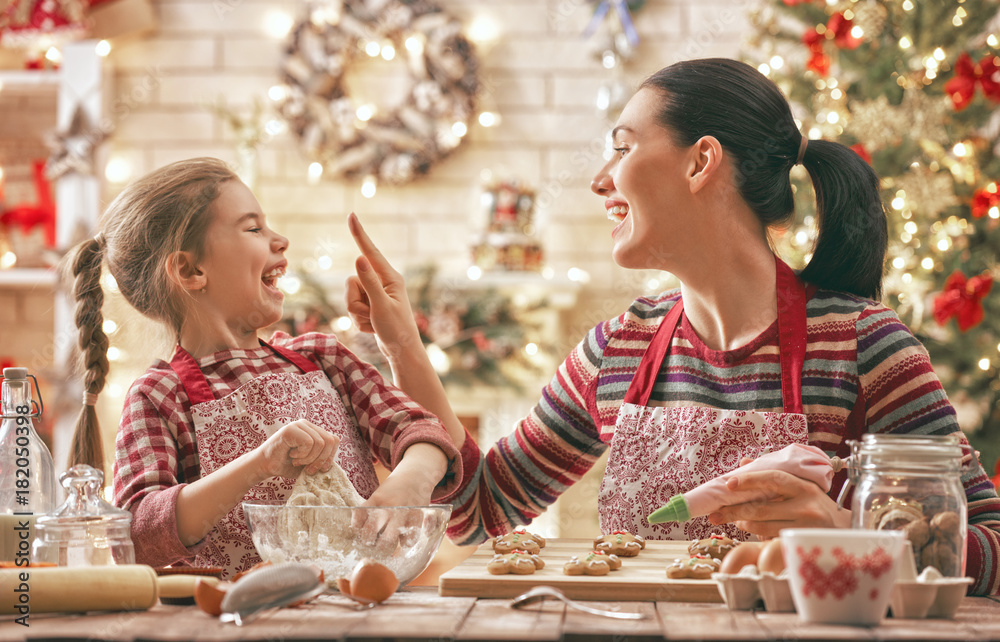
[
  {"xmin": 971, "ymin": 183, "xmax": 1000, "ymax": 218},
  {"xmin": 850, "ymin": 143, "xmax": 872, "ymax": 165},
  {"xmin": 945, "ymin": 53, "xmax": 1000, "ymax": 111},
  {"xmin": 0, "ymin": 0, "xmax": 87, "ymax": 48},
  {"xmin": 0, "ymin": 160, "xmax": 56, "ymax": 247},
  {"xmin": 933, "ymin": 270, "xmax": 994, "ymax": 332},
  {"xmin": 802, "ymin": 28, "xmax": 830, "ymax": 76},
  {"xmin": 992, "ymin": 458, "xmax": 1000, "ymax": 493},
  {"xmin": 826, "ymin": 13, "xmax": 862, "ymax": 50}
]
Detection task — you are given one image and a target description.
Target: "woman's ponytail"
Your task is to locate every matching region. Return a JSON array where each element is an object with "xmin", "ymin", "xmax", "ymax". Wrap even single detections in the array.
[
  {"xmin": 65, "ymin": 236, "xmax": 110, "ymax": 472},
  {"xmin": 798, "ymin": 140, "xmax": 888, "ymax": 300}
]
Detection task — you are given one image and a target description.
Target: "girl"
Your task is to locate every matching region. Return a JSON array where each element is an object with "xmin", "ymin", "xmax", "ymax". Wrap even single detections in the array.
[
  {"xmin": 66, "ymin": 158, "xmax": 462, "ymax": 578},
  {"xmin": 345, "ymin": 59, "xmax": 1000, "ymax": 595}
]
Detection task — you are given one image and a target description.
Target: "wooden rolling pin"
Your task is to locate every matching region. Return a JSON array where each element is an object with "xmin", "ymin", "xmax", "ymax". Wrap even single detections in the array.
[{"xmin": 0, "ymin": 565, "xmax": 158, "ymax": 614}]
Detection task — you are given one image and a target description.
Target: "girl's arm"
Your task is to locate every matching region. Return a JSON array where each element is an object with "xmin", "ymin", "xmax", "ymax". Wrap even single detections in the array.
[{"xmin": 175, "ymin": 419, "xmax": 339, "ymax": 546}]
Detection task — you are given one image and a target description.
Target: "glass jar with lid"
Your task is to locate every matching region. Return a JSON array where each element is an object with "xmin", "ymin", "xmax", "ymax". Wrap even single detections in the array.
[
  {"xmin": 32, "ymin": 464, "xmax": 135, "ymax": 566},
  {"xmin": 847, "ymin": 433, "xmax": 968, "ymax": 577}
]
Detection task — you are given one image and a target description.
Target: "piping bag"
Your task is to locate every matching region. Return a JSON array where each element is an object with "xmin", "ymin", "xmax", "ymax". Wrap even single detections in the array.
[{"xmin": 647, "ymin": 443, "xmax": 845, "ymax": 524}]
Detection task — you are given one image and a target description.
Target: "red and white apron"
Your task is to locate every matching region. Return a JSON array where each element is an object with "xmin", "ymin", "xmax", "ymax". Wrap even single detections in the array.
[
  {"xmin": 598, "ymin": 256, "xmax": 814, "ymax": 541},
  {"xmin": 169, "ymin": 342, "xmax": 379, "ymax": 577}
]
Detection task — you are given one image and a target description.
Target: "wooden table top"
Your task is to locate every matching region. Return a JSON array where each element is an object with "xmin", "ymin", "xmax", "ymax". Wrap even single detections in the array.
[{"xmin": 3, "ymin": 587, "xmax": 999, "ymax": 641}]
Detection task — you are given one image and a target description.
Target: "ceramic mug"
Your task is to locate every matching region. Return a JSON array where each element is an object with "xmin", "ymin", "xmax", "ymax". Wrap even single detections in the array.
[{"xmin": 781, "ymin": 528, "xmax": 905, "ymax": 626}]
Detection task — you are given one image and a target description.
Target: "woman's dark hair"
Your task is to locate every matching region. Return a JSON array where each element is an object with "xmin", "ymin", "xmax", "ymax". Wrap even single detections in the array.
[{"xmin": 641, "ymin": 58, "xmax": 887, "ymax": 300}]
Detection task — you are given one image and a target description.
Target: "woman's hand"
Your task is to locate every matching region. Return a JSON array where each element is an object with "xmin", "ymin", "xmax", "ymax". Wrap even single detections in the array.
[
  {"xmin": 345, "ymin": 213, "xmax": 424, "ymax": 363},
  {"xmin": 253, "ymin": 419, "xmax": 340, "ymax": 480},
  {"xmin": 707, "ymin": 470, "xmax": 851, "ymax": 539}
]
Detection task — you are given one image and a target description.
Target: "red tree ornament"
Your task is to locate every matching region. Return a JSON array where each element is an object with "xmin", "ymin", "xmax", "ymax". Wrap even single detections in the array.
[
  {"xmin": 945, "ymin": 53, "xmax": 1000, "ymax": 110},
  {"xmin": 826, "ymin": 12, "xmax": 862, "ymax": 50},
  {"xmin": 850, "ymin": 143, "xmax": 872, "ymax": 165},
  {"xmin": 933, "ymin": 270, "xmax": 994, "ymax": 332},
  {"xmin": 971, "ymin": 183, "xmax": 1000, "ymax": 218}
]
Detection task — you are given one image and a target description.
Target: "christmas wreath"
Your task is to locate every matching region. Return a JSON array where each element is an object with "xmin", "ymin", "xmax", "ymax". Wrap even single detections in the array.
[{"xmin": 275, "ymin": 0, "xmax": 479, "ymax": 185}]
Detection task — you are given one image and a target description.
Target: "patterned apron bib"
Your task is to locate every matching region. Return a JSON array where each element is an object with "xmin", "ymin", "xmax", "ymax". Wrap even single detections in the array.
[
  {"xmin": 598, "ymin": 257, "xmax": 814, "ymax": 541},
  {"xmin": 169, "ymin": 342, "xmax": 379, "ymax": 578}
]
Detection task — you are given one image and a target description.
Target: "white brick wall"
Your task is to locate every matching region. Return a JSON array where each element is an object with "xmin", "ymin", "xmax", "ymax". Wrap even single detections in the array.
[{"xmin": 14, "ymin": 0, "xmax": 746, "ymax": 535}]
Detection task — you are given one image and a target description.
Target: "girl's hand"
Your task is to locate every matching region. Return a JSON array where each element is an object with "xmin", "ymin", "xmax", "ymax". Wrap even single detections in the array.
[
  {"xmin": 345, "ymin": 213, "xmax": 423, "ymax": 363},
  {"xmin": 354, "ymin": 443, "xmax": 448, "ymax": 554},
  {"xmin": 254, "ymin": 419, "xmax": 340, "ymax": 480},
  {"xmin": 707, "ymin": 469, "xmax": 851, "ymax": 539}
]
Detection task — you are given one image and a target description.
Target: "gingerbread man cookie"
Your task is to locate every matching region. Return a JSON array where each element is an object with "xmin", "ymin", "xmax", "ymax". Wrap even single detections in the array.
[
  {"xmin": 688, "ymin": 533, "xmax": 737, "ymax": 561},
  {"xmin": 593, "ymin": 531, "xmax": 645, "ymax": 557},
  {"xmin": 666, "ymin": 554, "xmax": 720, "ymax": 580},
  {"xmin": 486, "ymin": 550, "xmax": 545, "ymax": 575},
  {"xmin": 492, "ymin": 529, "xmax": 547, "ymax": 555},
  {"xmin": 563, "ymin": 550, "xmax": 622, "ymax": 576}
]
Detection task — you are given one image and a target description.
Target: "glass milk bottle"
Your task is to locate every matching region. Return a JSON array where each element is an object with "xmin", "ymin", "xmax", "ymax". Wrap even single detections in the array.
[{"xmin": 0, "ymin": 367, "xmax": 57, "ymax": 564}]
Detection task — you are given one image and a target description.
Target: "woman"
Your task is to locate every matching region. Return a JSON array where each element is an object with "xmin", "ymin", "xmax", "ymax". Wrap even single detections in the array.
[{"xmin": 346, "ymin": 58, "xmax": 1000, "ymax": 595}]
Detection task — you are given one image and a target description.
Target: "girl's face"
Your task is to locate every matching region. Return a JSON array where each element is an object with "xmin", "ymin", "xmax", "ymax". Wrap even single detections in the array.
[
  {"xmin": 196, "ymin": 180, "xmax": 289, "ymax": 335},
  {"xmin": 591, "ymin": 88, "xmax": 698, "ymax": 270}
]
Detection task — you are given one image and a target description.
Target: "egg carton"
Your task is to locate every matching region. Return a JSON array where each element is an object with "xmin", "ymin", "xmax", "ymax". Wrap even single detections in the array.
[{"xmin": 712, "ymin": 565, "xmax": 794, "ymax": 612}]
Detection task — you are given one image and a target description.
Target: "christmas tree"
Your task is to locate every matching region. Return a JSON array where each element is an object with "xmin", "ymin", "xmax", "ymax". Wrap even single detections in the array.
[{"xmin": 741, "ymin": 0, "xmax": 1000, "ymax": 474}]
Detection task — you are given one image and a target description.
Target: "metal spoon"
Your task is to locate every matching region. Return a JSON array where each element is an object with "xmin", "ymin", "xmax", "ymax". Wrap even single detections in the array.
[{"xmin": 510, "ymin": 585, "xmax": 648, "ymax": 620}]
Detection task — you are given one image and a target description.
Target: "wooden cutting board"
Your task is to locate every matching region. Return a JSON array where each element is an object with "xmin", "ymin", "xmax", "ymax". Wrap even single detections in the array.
[{"xmin": 438, "ymin": 537, "xmax": 723, "ymax": 602}]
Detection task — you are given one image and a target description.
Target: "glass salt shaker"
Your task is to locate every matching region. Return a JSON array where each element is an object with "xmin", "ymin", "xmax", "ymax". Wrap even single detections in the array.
[
  {"xmin": 32, "ymin": 464, "xmax": 135, "ymax": 566},
  {"xmin": 0, "ymin": 367, "xmax": 57, "ymax": 563},
  {"xmin": 847, "ymin": 433, "xmax": 969, "ymax": 577}
]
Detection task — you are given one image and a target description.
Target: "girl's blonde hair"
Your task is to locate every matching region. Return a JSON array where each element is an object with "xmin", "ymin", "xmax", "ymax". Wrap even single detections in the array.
[{"xmin": 64, "ymin": 157, "xmax": 238, "ymax": 472}]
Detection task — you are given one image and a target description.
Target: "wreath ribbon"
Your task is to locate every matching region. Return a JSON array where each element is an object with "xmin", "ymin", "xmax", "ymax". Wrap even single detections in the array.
[{"xmin": 583, "ymin": 0, "xmax": 639, "ymax": 47}]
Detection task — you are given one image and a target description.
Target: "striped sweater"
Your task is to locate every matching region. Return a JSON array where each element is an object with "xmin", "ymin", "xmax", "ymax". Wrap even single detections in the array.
[{"xmin": 451, "ymin": 289, "xmax": 1000, "ymax": 595}]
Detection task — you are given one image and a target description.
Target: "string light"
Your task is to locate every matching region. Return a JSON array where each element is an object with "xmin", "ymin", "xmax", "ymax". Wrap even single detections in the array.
[
  {"xmin": 0, "ymin": 252, "xmax": 15, "ymax": 269},
  {"xmin": 524, "ymin": 343, "xmax": 539, "ymax": 356},
  {"xmin": 904, "ymin": 221, "xmax": 918, "ymax": 234},
  {"xmin": 426, "ymin": 344, "xmax": 451, "ymax": 374},
  {"xmin": 892, "ymin": 197, "xmax": 906, "ymax": 210},
  {"xmin": 279, "ymin": 274, "xmax": 300, "ymax": 294},
  {"xmin": 381, "ymin": 44, "xmax": 396, "ymax": 61},
  {"xmin": 102, "ymin": 274, "xmax": 119, "ymax": 293},
  {"xmin": 467, "ymin": 265, "xmax": 483, "ymax": 280},
  {"xmin": 892, "ymin": 257, "xmax": 906, "ymax": 269},
  {"xmin": 308, "ymin": 162, "xmax": 323, "ymax": 184},
  {"xmin": 452, "ymin": 121, "xmax": 468, "ymax": 137},
  {"xmin": 356, "ymin": 104, "xmax": 375, "ymax": 121},
  {"xmin": 334, "ymin": 316, "xmax": 353, "ymax": 331},
  {"xmin": 264, "ymin": 10, "xmax": 294, "ymax": 38},
  {"xmin": 541, "ymin": 266, "xmax": 555, "ymax": 280},
  {"xmin": 770, "ymin": 56, "xmax": 784, "ymax": 70},
  {"xmin": 268, "ymin": 85, "xmax": 288, "ymax": 101},
  {"xmin": 467, "ymin": 14, "xmax": 500, "ymax": 45},
  {"xmin": 902, "ymin": 0, "xmax": 914, "ymax": 10},
  {"xmin": 361, "ymin": 175, "xmax": 377, "ymax": 198},
  {"xmin": 102, "ymin": 319, "xmax": 117, "ymax": 333},
  {"xmin": 107, "ymin": 347, "xmax": 121, "ymax": 362},
  {"xmin": 365, "ymin": 41, "xmax": 381, "ymax": 57},
  {"xmin": 405, "ymin": 36, "xmax": 423, "ymax": 54},
  {"xmin": 95, "ymin": 40, "xmax": 111, "ymax": 57},
  {"xmin": 478, "ymin": 112, "xmax": 499, "ymax": 127},
  {"xmin": 979, "ymin": 358, "xmax": 990, "ymax": 371},
  {"xmin": 989, "ymin": 34, "xmax": 999, "ymax": 48},
  {"xmin": 567, "ymin": 267, "xmax": 590, "ymax": 283},
  {"xmin": 902, "ymin": 273, "xmax": 912, "ymax": 284},
  {"xmin": 105, "ymin": 156, "xmax": 132, "ymax": 183},
  {"xmin": 899, "ymin": 36, "xmax": 912, "ymax": 49},
  {"xmin": 921, "ymin": 258, "xmax": 934, "ymax": 270},
  {"xmin": 758, "ymin": 63, "xmax": 771, "ymax": 76},
  {"xmin": 317, "ymin": 255, "xmax": 333, "ymax": 270},
  {"xmin": 952, "ymin": 142, "xmax": 968, "ymax": 157}
]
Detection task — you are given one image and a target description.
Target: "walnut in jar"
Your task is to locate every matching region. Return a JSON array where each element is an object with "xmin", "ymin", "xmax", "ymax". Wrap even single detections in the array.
[
  {"xmin": 920, "ymin": 539, "xmax": 960, "ymax": 576},
  {"xmin": 902, "ymin": 517, "xmax": 931, "ymax": 549},
  {"xmin": 930, "ymin": 511, "xmax": 961, "ymax": 543}
]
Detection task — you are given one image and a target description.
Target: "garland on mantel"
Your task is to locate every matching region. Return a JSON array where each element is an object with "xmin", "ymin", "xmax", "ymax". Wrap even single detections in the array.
[{"xmin": 274, "ymin": 0, "xmax": 480, "ymax": 185}]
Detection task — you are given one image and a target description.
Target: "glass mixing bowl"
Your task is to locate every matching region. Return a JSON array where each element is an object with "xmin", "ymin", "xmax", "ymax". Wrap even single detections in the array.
[{"xmin": 242, "ymin": 501, "xmax": 451, "ymax": 586}]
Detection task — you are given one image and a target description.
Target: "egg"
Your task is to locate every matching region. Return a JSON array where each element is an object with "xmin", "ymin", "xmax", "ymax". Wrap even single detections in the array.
[
  {"xmin": 757, "ymin": 538, "xmax": 786, "ymax": 574},
  {"xmin": 718, "ymin": 541, "xmax": 764, "ymax": 575},
  {"xmin": 193, "ymin": 578, "xmax": 229, "ymax": 616},
  {"xmin": 347, "ymin": 558, "xmax": 400, "ymax": 604}
]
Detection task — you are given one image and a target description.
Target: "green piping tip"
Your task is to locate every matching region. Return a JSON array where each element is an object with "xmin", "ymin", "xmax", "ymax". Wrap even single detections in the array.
[{"xmin": 647, "ymin": 494, "xmax": 690, "ymax": 524}]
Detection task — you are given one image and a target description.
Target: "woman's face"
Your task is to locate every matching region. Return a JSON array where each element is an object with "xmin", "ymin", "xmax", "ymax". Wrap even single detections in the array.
[{"xmin": 591, "ymin": 88, "xmax": 697, "ymax": 270}]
